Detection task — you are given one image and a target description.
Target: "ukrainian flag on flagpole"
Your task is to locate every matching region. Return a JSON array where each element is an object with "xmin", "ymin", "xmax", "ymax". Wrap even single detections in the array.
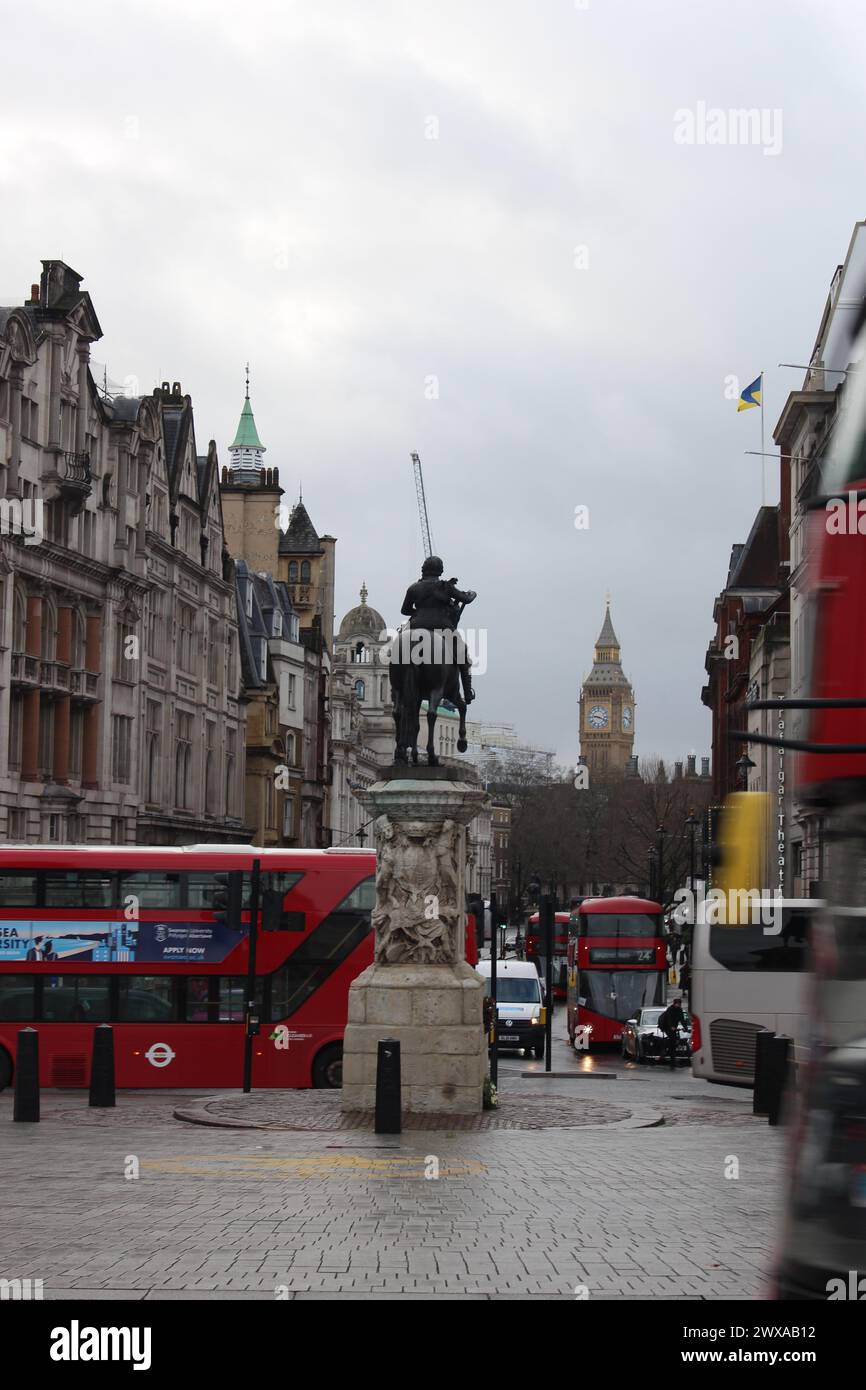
[{"xmin": 737, "ymin": 374, "xmax": 762, "ymax": 411}]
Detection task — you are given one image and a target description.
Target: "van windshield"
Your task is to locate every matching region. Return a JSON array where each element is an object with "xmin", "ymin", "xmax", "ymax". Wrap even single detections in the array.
[{"xmin": 494, "ymin": 978, "xmax": 541, "ymax": 1003}]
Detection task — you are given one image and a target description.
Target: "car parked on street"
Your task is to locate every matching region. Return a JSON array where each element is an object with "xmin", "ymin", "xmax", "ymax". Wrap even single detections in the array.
[{"xmin": 621, "ymin": 1006, "xmax": 692, "ymax": 1064}]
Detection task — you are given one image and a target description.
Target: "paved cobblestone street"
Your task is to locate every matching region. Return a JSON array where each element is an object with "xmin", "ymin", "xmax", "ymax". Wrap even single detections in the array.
[{"xmin": 0, "ymin": 1027, "xmax": 783, "ymax": 1300}]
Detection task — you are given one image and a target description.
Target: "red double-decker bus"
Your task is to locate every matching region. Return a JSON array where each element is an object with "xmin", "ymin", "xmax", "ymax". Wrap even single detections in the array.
[
  {"xmin": 525, "ymin": 910, "xmax": 570, "ymax": 999},
  {"xmin": 0, "ymin": 843, "xmax": 379, "ymax": 1092},
  {"xmin": 565, "ymin": 896, "xmax": 665, "ymax": 1046}
]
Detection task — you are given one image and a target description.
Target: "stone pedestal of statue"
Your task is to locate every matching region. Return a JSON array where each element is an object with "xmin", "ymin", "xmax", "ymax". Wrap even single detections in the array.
[{"xmin": 341, "ymin": 762, "xmax": 489, "ymax": 1114}]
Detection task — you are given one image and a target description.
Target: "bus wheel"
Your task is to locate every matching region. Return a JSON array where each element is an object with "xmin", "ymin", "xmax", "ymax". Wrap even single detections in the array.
[
  {"xmin": 0, "ymin": 1047, "xmax": 11, "ymax": 1092},
  {"xmin": 312, "ymin": 1044, "xmax": 343, "ymax": 1089}
]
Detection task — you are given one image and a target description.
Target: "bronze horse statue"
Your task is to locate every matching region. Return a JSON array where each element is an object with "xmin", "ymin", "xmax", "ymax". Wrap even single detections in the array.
[{"xmin": 389, "ymin": 558, "xmax": 476, "ymax": 766}]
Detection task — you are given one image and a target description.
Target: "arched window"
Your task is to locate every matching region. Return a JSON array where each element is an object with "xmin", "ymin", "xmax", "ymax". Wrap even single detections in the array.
[
  {"xmin": 12, "ymin": 588, "xmax": 26, "ymax": 651},
  {"xmin": 354, "ymin": 679, "xmax": 365, "ymax": 700},
  {"xmin": 40, "ymin": 596, "xmax": 56, "ymax": 661},
  {"xmin": 72, "ymin": 611, "xmax": 86, "ymax": 668},
  {"xmin": 300, "ymin": 560, "xmax": 311, "ymax": 583},
  {"xmin": 288, "ymin": 561, "xmax": 298, "ymax": 583}
]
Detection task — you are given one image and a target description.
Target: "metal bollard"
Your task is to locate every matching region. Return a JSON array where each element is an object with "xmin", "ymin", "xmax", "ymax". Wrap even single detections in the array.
[
  {"xmin": 753, "ymin": 1029, "xmax": 775, "ymax": 1115},
  {"xmin": 767, "ymin": 1034, "xmax": 791, "ymax": 1127},
  {"xmin": 89, "ymin": 1024, "xmax": 116, "ymax": 1108},
  {"xmin": 13, "ymin": 1028, "xmax": 39, "ymax": 1123},
  {"xmin": 374, "ymin": 1038, "xmax": 401, "ymax": 1134}
]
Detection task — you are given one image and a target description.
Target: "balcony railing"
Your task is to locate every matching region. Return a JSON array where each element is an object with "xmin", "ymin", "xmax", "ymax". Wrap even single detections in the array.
[
  {"xmin": 40, "ymin": 661, "xmax": 71, "ymax": 691},
  {"xmin": 10, "ymin": 651, "xmax": 39, "ymax": 686},
  {"xmin": 68, "ymin": 669, "xmax": 100, "ymax": 701},
  {"xmin": 63, "ymin": 451, "xmax": 92, "ymax": 487}
]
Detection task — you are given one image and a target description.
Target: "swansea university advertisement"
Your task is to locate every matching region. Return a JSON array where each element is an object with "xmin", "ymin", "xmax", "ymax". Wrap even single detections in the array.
[{"xmin": 0, "ymin": 920, "xmax": 244, "ymax": 963}]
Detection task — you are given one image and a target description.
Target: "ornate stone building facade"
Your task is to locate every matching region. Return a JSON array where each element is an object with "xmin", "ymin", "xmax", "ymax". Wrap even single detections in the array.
[
  {"xmin": 0, "ymin": 260, "xmax": 247, "ymax": 844},
  {"xmin": 219, "ymin": 387, "xmax": 331, "ymax": 848},
  {"xmin": 579, "ymin": 603, "xmax": 636, "ymax": 778}
]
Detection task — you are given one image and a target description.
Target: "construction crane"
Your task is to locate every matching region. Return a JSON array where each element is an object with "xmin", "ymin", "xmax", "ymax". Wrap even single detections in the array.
[{"xmin": 411, "ymin": 451, "xmax": 434, "ymax": 558}]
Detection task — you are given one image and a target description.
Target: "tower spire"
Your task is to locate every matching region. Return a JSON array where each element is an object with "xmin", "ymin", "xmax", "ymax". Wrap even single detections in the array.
[{"xmin": 228, "ymin": 365, "xmax": 266, "ymax": 482}]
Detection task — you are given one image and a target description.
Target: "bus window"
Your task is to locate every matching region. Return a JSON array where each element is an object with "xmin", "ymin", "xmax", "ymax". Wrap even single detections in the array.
[
  {"xmin": 117, "ymin": 871, "xmax": 182, "ymax": 909},
  {"xmin": 708, "ymin": 913, "xmax": 812, "ymax": 972},
  {"xmin": 42, "ymin": 976, "xmax": 111, "ymax": 1023},
  {"xmin": 260, "ymin": 872, "xmax": 306, "ymax": 931},
  {"xmin": 187, "ymin": 872, "xmax": 253, "ymax": 911},
  {"xmin": 580, "ymin": 914, "xmax": 659, "ymax": 938},
  {"xmin": 183, "ymin": 977, "xmax": 262, "ymax": 1023},
  {"xmin": 44, "ymin": 871, "xmax": 115, "ymax": 908},
  {"xmin": 0, "ymin": 872, "xmax": 38, "ymax": 906},
  {"xmin": 185, "ymin": 977, "xmax": 219, "ymax": 1023},
  {"xmin": 117, "ymin": 977, "xmax": 177, "ymax": 1022},
  {"xmin": 0, "ymin": 975, "xmax": 35, "ymax": 1020}
]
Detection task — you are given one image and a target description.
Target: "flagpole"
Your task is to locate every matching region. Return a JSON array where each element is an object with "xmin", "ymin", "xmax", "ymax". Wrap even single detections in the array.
[{"xmin": 760, "ymin": 369, "xmax": 766, "ymax": 507}]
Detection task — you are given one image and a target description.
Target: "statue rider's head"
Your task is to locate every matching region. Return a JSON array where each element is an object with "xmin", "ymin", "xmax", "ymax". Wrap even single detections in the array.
[{"xmin": 421, "ymin": 555, "xmax": 444, "ymax": 578}]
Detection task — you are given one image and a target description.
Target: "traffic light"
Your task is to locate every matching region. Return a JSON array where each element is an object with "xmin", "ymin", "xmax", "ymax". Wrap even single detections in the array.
[{"xmin": 211, "ymin": 872, "xmax": 243, "ymax": 931}]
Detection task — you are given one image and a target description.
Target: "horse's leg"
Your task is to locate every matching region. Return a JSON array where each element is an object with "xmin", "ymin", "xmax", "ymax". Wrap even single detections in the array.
[
  {"xmin": 455, "ymin": 693, "xmax": 468, "ymax": 753},
  {"xmin": 426, "ymin": 673, "xmax": 445, "ymax": 766}
]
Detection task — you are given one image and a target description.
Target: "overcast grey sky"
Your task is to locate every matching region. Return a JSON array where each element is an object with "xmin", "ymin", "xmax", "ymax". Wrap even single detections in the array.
[{"xmin": 3, "ymin": 0, "xmax": 864, "ymax": 766}]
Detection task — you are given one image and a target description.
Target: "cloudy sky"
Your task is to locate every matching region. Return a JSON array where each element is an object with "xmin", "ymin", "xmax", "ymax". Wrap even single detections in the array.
[{"xmin": 3, "ymin": 0, "xmax": 865, "ymax": 766}]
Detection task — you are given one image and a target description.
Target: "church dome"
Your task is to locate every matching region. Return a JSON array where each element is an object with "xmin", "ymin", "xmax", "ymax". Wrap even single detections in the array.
[{"xmin": 338, "ymin": 584, "xmax": 386, "ymax": 642}]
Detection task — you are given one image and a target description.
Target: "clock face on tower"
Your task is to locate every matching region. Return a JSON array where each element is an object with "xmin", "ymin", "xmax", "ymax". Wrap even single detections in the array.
[
  {"xmin": 622, "ymin": 706, "xmax": 633, "ymax": 729},
  {"xmin": 588, "ymin": 704, "xmax": 609, "ymax": 730}
]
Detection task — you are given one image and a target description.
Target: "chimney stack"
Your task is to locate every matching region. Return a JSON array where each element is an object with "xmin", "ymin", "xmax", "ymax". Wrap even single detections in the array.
[
  {"xmin": 29, "ymin": 283, "xmax": 39, "ymax": 304},
  {"xmin": 674, "ymin": 761, "xmax": 683, "ymax": 780},
  {"xmin": 686, "ymin": 754, "xmax": 696, "ymax": 777},
  {"xmin": 701, "ymin": 757, "xmax": 710, "ymax": 778}
]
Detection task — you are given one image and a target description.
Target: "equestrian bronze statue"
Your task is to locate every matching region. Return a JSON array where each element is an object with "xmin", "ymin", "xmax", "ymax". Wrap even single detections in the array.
[{"xmin": 389, "ymin": 556, "xmax": 476, "ymax": 765}]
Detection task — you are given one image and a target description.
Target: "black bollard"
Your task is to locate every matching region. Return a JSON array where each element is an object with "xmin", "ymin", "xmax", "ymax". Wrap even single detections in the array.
[
  {"xmin": 753, "ymin": 1029, "xmax": 775, "ymax": 1115},
  {"xmin": 89, "ymin": 1024, "xmax": 116, "ymax": 1108},
  {"xmin": 374, "ymin": 1038, "xmax": 401, "ymax": 1134},
  {"xmin": 13, "ymin": 1028, "xmax": 39, "ymax": 1123},
  {"xmin": 767, "ymin": 1034, "xmax": 791, "ymax": 1127}
]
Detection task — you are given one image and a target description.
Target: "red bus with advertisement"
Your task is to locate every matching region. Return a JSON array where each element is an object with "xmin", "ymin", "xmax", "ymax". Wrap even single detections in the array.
[
  {"xmin": 0, "ymin": 844, "xmax": 382, "ymax": 1092},
  {"xmin": 565, "ymin": 896, "xmax": 665, "ymax": 1046},
  {"xmin": 526, "ymin": 910, "xmax": 570, "ymax": 999}
]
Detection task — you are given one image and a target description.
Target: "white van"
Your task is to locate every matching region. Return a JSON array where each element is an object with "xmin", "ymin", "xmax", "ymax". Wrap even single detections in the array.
[{"xmin": 475, "ymin": 959, "xmax": 545, "ymax": 1057}]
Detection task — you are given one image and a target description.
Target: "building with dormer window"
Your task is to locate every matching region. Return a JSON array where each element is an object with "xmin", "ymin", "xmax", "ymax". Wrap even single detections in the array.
[{"xmin": 0, "ymin": 260, "xmax": 248, "ymax": 844}]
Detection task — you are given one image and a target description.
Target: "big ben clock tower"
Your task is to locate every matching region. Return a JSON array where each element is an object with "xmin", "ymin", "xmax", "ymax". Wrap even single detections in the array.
[{"xmin": 579, "ymin": 601, "xmax": 635, "ymax": 777}]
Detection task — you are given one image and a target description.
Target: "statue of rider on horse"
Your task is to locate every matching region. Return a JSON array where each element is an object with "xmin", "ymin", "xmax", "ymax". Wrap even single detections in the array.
[{"xmin": 390, "ymin": 556, "xmax": 477, "ymax": 765}]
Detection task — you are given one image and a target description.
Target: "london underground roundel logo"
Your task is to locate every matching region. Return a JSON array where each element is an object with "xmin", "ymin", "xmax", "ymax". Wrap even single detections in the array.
[{"xmin": 145, "ymin": 1042, "xmax": 176, "ymax": 1069}]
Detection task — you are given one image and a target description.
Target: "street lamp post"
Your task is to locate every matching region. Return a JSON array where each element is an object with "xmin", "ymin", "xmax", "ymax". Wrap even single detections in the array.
[
  {"xmin": 736, "ymin": 754, "xmax": 756, "ymax": 791},
  {"xmin": 656, "ymin": 825, "xmax": 667, "ymax": 909},
  {"xmin": 648, "ymin": 847, "xmax": 657, "ymax": 901},
  {"xmin": 685, "ymin": 811, "xmax": 698, "ymax": 898}
]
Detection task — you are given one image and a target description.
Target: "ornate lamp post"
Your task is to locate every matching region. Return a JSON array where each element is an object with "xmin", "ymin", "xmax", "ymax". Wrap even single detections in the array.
[
  {"xmin": 648, "ymin": 846, "xmax": 657, "ymax": 901},
  {"xmin": 736, "ymin": 754, "xmax": 756, "ymax": 791}
]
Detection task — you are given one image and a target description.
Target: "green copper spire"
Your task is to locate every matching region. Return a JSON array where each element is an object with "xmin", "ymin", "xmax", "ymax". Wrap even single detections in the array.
[{"xmin": 229, "ymin": 363, "xmax": 265, "ymax": 452}]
